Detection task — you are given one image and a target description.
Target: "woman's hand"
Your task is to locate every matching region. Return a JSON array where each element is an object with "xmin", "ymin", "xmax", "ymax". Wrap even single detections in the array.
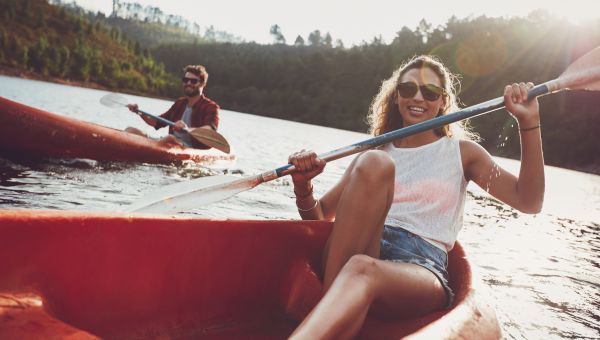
[
  {"xmin": 504, "ymin": 82, "xmax": 540, "ymax": 128},
  {"xmin": 288, "ymin": 150, "xmax": 326, "ymax": 186}
]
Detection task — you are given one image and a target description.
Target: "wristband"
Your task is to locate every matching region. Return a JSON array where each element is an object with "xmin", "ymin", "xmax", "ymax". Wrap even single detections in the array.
[{"xmin": 519, "ymin": 124, "xmax": 541, "ymax": 132}]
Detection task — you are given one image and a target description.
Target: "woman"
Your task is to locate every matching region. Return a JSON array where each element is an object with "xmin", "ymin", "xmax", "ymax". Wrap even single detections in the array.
[{"xmin": 287, "ymin": 55, "xmax": 544, "ymax": 339}]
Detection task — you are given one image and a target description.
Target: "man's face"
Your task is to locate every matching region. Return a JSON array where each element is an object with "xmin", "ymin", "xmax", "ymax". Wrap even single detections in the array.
[{"xmin": 182, "ymin": 71, "xmax": 203, "ymax": 97}]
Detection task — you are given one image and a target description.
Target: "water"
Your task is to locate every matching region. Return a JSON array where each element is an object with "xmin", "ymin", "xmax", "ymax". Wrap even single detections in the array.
[{"xmin": 1, "ymin": 76, "xmax": 599, "ymax": 339}]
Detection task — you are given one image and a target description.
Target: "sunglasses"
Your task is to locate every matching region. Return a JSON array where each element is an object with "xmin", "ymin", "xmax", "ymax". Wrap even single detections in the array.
[
  {"xmin": 182, "ymin": 77, "xmax": 201, "ymax": 84},
  {"xmin": 396, "ymin": 82, "xmax": 445, "ymax": 101}
]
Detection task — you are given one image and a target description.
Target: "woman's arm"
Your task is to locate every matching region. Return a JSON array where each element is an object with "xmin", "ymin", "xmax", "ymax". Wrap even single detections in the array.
[
  {"xmin": 289, "ymin": 151, "xmax": 360, "ymax": 221},
  {"xmin": 462, "ymin": 82, "xmax": 545, "ymax": 214}
]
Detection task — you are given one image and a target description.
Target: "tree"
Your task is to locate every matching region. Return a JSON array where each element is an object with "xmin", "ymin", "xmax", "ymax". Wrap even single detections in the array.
[
  {"xmin": 35, "ymin": 7, "xmax": 46, "ymax": 28},
  {"xmin": 323, "ymin": 33, "xmax": 332, "ymax": 47},
  {"xmin": 71, "ymin": 42, "xmax": 91, "ymax": 81},
  {"xmin": 0, "ymin": 28, "xmax": 6, "ymax": 62},
  {"xmin": 416, "ymin": 19, "xmax": 432, "ymax": 44},
  {"xmin": 29, "ymin": 35, "xmax": 50, "ymax": 75},
  {"xmin": 58, "ymin": 45, "xmax": 70, "ymax": 77},
  {"xmin": 89, "ymin": 52, "xmax": 103, "ymax": 80},
  {"xmin": 294, "ymin": 35, "xmax": 305, "ymax": 46},
  {"xmin": 308, "ymin": 30, "xmax": 322, "ymax": 46},
  {"xmin": 269, "ymin": 24, "xmax": 286, "ymax": 44}
]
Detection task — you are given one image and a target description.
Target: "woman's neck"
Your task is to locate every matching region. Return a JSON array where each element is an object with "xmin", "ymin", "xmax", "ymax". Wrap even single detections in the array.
[{"xmin": 392, "ymin": 131, "xmax": 441, "ymax": 148}]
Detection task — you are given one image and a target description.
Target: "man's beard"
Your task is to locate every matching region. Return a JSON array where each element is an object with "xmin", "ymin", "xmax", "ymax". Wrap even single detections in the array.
[{"xmin": 184, "ymin": 87, "xmax": 200, "ymax": 97}]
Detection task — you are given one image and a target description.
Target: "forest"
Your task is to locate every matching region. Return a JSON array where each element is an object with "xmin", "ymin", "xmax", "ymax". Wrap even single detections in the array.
[
  {"xmin": 0, "ymin": 0, "xmax": 177, "ymax": 95},
  {"xmin": 1, "ymin": 0, "xmax": 599, "ymax": 173}
]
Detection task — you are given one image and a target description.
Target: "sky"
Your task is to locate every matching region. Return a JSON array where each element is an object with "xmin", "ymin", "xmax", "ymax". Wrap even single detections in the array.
[{"xmin": 74, "ymin": 0, "xmax": 600, "ymax": 46}]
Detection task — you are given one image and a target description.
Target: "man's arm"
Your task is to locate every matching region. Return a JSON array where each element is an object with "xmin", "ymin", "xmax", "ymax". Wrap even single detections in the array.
[{"xmin": 127, "ymin": 103, "xmax": 157, "ymax": 127}]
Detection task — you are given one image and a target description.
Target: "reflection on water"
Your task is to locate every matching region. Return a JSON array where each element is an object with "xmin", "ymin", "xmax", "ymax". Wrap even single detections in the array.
[
  {"xmin": 463, "ymin": 180, "xmax": 600, "ymax": 339},
  {"xmin": 0, "ymin": 161, "xmax": 29, "ymax": 187},
  {"xmin": 0, "ymin": 76, "xmax": 599, "ymax": 339}
]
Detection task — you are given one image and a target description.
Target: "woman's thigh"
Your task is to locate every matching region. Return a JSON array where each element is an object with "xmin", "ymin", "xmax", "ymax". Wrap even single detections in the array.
[{"xmin": 369, "ymin": 260, "xmax": 447, "ymax": 319}]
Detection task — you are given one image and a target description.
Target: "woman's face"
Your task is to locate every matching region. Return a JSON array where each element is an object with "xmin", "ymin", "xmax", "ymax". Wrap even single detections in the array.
[{"xmin": 395, "ymin": 67, "xmax": 446, "ymax": 127}]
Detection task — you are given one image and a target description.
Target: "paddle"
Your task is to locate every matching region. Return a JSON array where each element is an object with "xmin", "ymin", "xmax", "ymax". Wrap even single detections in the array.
[
  {"xmin": 100, "ymin": 93, "xmax": 231, "ymax": 154},
  {"xmin": 128, "ymin": 46, "xmax": 600, "ymax": 214}
]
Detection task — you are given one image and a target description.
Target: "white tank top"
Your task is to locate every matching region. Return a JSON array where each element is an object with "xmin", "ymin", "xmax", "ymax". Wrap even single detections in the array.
[{"xmin": 382, "ymin": 137, "xmax": 467, "ymax": 252}]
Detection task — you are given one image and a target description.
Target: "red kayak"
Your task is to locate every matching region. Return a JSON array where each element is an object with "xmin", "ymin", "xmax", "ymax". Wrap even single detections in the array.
[
  {"xmin": 0, "ymin": 210, "xmax": 500, "ymax": 339},
  {"xmin": 0, "ymin": 97, "xmax": 233, "ymax": 164}
]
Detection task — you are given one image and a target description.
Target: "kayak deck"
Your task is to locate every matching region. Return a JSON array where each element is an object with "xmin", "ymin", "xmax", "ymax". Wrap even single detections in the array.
[{"xmin": 0, "ymin": 210, "xmax": 500, "ymax": 339}]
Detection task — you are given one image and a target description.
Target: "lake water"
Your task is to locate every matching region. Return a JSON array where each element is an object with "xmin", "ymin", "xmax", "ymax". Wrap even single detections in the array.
[{"xmin": 1, "ymin": 75, "xmax": 598, "ymax": 339}]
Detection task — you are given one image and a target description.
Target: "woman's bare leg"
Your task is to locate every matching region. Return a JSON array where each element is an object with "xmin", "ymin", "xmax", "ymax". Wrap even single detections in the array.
[
  {"xmin": 290, "ymin": 150, "xmax": 446, "ymax": 339},
  {"xmin": 290, "ymin": 256, "xmax": 447, "ymax": 340},
  {"xmin": 321, "ymin": 150, "xmax": 395, "ymax": 290}
]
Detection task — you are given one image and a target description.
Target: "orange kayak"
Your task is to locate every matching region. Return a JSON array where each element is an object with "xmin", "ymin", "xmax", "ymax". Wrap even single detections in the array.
[
  {"xmin": 0, "ymin": 210, "xmax": 501, "ymax": 339},
  {"xmin": 0, "ymin": 97, "xmax": 233, "ymax": 164}
]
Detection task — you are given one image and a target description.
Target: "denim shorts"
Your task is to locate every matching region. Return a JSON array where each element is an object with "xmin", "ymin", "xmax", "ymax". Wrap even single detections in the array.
[{"xmin": 379, "ymin": 225, "xmax": 454, "ymax": 308}]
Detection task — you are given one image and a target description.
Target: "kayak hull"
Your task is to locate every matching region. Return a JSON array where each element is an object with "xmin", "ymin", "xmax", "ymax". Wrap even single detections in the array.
[
  {"xmin": 0, "ymin": 210, "xmax": 501, "ymax": 339},
  {"xmin": 0, "ymin": 97, "xmax": 233, "ymax": 164}
]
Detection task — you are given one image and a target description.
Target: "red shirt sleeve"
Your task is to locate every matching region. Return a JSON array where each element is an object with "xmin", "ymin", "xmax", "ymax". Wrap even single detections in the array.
[{"xmin": 202, "ymin": 103, "xmax": 219, "ymax": 130}]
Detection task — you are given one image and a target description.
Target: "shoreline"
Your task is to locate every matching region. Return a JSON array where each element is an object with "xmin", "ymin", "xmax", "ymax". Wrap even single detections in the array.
[
  {"xmin": 0, "ymin": 64, "xmax": 109, "ymax": 91},
  {"xmin": 0, "ymin": 64, "xmax": 169, "ymax": 100}
]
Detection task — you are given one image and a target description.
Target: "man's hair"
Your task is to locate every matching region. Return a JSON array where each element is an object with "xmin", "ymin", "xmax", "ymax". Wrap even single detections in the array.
[{"xmin": 183, "ymin": 65, "xmax": 208, "ymax": 83}]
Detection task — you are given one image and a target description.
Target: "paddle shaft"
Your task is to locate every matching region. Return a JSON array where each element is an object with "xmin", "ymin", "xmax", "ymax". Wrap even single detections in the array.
[
  {"xmin": 133, "ymin": 108, "xmax": 192, "ymax": 131},
  {"xmin": 255, "ymin": 81, "xmax": 558, "ymax": 184}
]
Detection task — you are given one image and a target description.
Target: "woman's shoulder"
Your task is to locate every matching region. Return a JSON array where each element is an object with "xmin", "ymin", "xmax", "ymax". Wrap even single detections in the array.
[
  {"xmin": 459, "ymin": 139, "xmax": 493, "ymax": 177},
  {"xmin": 458, "ymin": 139, "xmax": 489, "ymax": 157}
]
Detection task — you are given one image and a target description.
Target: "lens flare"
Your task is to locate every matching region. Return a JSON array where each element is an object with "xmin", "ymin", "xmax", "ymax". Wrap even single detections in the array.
[{"xmin": 455, "ymin": 31, "xmax": 508, "ymax": 77}]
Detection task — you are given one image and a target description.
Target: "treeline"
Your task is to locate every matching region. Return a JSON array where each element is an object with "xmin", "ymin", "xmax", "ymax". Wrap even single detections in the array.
[
  {"xmin": 50, "ymin": 0, "xmax": 242, "ymax": 47},
  {"xmin": 151, "ymin": 13, "xmax": 600, "ymax": 173},
  {"xmin": 0, "ymin": 0, "xmax": 177, "ymax": 96}
]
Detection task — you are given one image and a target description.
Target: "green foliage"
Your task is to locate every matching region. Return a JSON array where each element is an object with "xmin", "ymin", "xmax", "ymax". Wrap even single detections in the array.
[
  {"xmin": 29, "ymin": 35, "xmax": 50, "ymax": 75},
  {"xmin": 103, "ymin": 17, "xmax": 208, "ymax": 48},
  {"xmin": 0, "ymin": 0, "xmax": 176, "ymax": 96}
]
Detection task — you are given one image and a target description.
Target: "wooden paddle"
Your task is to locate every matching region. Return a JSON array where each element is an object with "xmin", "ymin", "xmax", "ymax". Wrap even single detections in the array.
[
  {"xmin": 128, "ymin": 46, "xmax": 600, "ymax": 214},
  {"xmin": 100, "ymin": 93, "xmax": 231, "ymax": 154}
]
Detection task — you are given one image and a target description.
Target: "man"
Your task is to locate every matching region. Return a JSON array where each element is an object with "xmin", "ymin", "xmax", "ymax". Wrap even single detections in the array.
[{"xmin": 126, "ymin": 64, "xmax": 219, "ymax": 149}]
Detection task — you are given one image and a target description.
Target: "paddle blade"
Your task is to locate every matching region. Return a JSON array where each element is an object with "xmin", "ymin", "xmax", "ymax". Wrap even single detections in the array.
[
  {"xmin": 126, "ymin": 175, "xmax": 261, "ymax": 214},
  {"xmin": 188, "ymin": 128, "xmax": 231, "ymax": 154},
  {"xmin": 559, "ymin": 46, "xmax": 600, "ymax": 91},
  {"xmin": 100, "ymin": 93, "xmax": 129, "ymax": 108}
]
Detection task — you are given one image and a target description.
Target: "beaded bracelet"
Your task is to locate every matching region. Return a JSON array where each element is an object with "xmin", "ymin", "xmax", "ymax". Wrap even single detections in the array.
[
  {"xmin": 297, "ymin": 199, "xmax": 318, "ymax": 212},
  {"xmin": 519, "ymin": 124, "xmax": 541, "ymax": 132}
]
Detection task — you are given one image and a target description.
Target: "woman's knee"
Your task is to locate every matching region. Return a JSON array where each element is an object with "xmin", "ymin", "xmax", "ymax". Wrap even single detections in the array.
[
  {"xmin": 341, "ymin": 254, "xmax": 381, "ymax": 283},
  {"xmin": 352, "ymin": 150, "xmax": 395, "ymax": 184}
]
